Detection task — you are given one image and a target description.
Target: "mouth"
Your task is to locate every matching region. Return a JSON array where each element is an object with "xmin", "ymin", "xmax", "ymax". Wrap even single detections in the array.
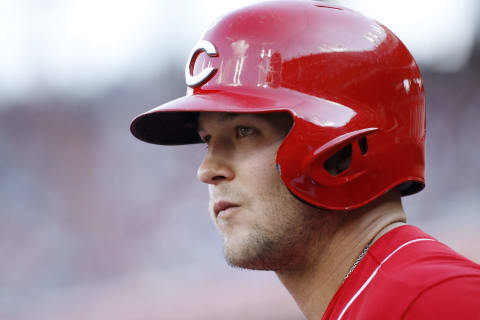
[{"xmin": 214, "ymin": 201, "xmax": 240, "ymax": 218}]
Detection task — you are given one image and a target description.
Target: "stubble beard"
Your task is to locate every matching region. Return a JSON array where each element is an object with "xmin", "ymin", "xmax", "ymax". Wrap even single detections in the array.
[
  {"xmin": 221, "ymin": 185, "xmax": 334, "ymax": 272},
  {"xmin": 223, "ymin": 220, "xmax": 309, "ymax": 271}
]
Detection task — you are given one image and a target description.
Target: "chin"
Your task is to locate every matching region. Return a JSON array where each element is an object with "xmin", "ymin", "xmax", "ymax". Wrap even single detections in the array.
[
  {"xmin": 222, "ymin": 232, "xmax": 280, "ymax": 271},
  {"xmin": 224, "ymin": 251, "xmax": 273, "ymax": 271}
]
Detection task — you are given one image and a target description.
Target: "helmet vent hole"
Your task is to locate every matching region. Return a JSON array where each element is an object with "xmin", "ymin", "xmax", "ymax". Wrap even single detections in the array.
[
  {"xmin": 358, "ymin": 137, "xmax": 368, "ymax": 155},
  {"xmin": 324, "ymin": 144, "xmax": 352, "ymax": 176}
]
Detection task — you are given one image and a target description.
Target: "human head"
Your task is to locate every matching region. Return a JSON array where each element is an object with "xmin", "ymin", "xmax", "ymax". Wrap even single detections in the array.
[
  {"xmin": 195, "ymin": 111, "xmax": 352, "ymax": 271},
  {"xmin": 131, "ymin": 0, "xmax": 425, "ymax": 211}
]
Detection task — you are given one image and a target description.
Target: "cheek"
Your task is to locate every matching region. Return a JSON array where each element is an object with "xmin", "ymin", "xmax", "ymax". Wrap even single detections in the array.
[{"xmin": 236, "ymin": 143, "xmax": 285, "ymax": 199}]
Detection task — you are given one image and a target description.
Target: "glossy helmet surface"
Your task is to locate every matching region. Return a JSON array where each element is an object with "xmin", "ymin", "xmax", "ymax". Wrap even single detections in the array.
[{"xmin": 130, "ymin": 0, "xmax": 426, "ymax": 210}]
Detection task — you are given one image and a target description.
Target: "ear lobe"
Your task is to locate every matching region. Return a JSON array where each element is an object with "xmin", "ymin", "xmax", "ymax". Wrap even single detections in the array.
[{"xmin": 306, "ymin": 128, "xmax": 378, "ymax": 187}]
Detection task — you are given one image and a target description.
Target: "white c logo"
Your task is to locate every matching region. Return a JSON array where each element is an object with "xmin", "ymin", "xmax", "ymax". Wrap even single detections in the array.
[{"xmin": 185, "ymin": 40, "xmax": 218, "ymax": 88}]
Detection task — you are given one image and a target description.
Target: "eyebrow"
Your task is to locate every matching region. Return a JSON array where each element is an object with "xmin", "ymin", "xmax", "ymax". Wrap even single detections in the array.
[{"xmin": 196, "ymin": 113, "xmax": 251, "ymax": 131}]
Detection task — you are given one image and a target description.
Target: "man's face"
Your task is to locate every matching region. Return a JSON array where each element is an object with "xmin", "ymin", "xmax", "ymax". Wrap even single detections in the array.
[{"xmin": 196, "ymin": 112, "xmax": 335, "ymax": 271}]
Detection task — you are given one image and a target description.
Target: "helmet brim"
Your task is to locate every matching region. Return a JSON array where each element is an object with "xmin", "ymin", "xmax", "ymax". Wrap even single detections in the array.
[{"xmin": 130, "ymin": 87, "xmax": 301, "ymax": 145}]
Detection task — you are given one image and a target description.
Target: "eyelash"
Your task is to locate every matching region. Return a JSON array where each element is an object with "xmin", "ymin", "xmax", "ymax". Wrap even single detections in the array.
[
  {"xmin": 201, "ymin": 126, "xmax": 255, "ymax": 149},
  {"xmin": 236, "ymin": 126, "xmax": 254, "ymax": 138}
]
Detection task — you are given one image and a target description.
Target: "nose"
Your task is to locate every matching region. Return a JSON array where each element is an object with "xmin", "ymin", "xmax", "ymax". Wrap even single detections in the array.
[{"xmin": 197, "ymin": 150, "xmax": 235, "ymax": 185}]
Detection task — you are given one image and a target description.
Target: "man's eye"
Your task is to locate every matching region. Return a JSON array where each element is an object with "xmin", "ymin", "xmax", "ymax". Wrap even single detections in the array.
[
  {"xmin": 237, "ymin": 126, "xmax": 254, "ymax": 137},
  {"xmin": 201, "ymin": 135, "xmax": 211, "ymax": 144}
]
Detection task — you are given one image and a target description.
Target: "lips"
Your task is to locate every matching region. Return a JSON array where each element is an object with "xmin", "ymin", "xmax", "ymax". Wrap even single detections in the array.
[{"xmin": 214, "ymin": 201, "xmax": 239, "ymax": 217}]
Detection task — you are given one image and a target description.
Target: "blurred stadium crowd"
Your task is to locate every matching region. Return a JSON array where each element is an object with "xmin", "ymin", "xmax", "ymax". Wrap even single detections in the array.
[{"xmin": 0, "ymin": 1, "xmax": 479, "ymax": 319}]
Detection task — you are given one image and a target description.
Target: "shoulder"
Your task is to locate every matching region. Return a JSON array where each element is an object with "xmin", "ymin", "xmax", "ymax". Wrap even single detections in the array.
[
  {"xmin": 370, "ymin": 227, "xmax": 480, "ymax": 292},
  {"xmin": 368, "ymin": 225, "xmax": 480, "ymax": 284},
  {"xmin": 341, "ymin": 226, "xmax": 480, "ymax": 319},
  {"xmin": 402, "ymin": 275, "xmax": 480, "ymax": 319}
]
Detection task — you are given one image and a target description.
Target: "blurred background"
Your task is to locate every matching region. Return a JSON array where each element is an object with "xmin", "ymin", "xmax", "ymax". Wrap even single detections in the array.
[{"xmin": 1, "ymin": 0, "xmax": 479, "ymax": 319}]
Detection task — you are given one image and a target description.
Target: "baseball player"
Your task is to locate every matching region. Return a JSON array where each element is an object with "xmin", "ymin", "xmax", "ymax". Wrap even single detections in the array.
[{"xmin": 130, "ymin": 1, "xmax": 480, "ymax": 319}]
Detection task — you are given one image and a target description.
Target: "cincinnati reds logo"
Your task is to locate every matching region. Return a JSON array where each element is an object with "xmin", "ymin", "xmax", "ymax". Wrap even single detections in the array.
[{"xmin": 185, "ymin": 40, "xmax": 218, "ymax": 88}]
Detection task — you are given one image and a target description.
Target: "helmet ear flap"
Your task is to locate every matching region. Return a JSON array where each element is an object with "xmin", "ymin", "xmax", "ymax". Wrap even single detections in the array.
[{"xmin": 306, "ymin": 128, "xmax": 378, "ymax": 187}]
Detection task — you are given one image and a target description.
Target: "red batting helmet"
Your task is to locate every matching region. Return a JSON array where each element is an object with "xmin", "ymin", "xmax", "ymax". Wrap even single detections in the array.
[{"xmin": 130, "ymin": 0, "xmax": 426, "ymax": 210}]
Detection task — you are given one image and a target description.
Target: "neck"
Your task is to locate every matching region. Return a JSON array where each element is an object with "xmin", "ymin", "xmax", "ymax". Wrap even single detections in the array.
[{"xmin": 275, "ymin": 191, "xmax": 406, "ymax": 320}]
